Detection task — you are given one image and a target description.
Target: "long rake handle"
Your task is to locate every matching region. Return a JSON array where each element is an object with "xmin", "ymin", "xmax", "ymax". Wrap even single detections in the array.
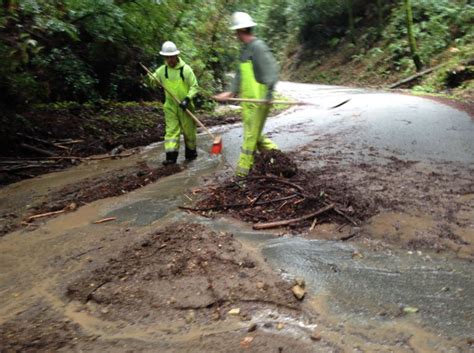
[
  {"xmin": 140, "ymin": 64, "xmax": 216, "ymax": 140},
  {"xmin": 218, "ymin": 97, "xmax": 313, "ymax": 105},
  {"xmin": 219, "ymin": 97, "xmax": 351, "ymax": 110}
]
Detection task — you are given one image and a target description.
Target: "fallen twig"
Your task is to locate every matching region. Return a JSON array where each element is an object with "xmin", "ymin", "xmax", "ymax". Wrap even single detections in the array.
[
  {"xmin": 85, "ymin": 279, "xmax": 111, "ymax": 302},
  {"xmin": 253, "ymin": 203, "xmax": 335, "ymax": 230},
  {"xmin": 93, "ymin": 217, "xmax": 117, "ymax": 224},
  {"xmin": 337, "ymin": 223, "xmax": 347, "ymax": 232},
  {"xmin": 26, "ymin": 203, "xmax": 77, "ymax": 222},
  {"xmin": 55, "ymin": 139, "xmax": 84, "ymax": 145},
  {"xmin": 179, "ymin": 194, "xmax": 300, "ymax": 212},
  {"xmin": 249, "ymin": 189, "xmax": 269, "ymax": 206},
  {"xmin": 52, "ymin": 143, "xmax": 70, "ymax": 150},
  {"xmin": 64, "ymin": 246, "xmax": 104, "ymax": 264},
  {"xmin": 142, "ymin": 243, "xmax": 167, "ymax": 258},
  {"xmin": 388, "ymin": 63, "xmax": 446, "ymax": 89},
  {"xmin": 88, "ymin": 151, "xmax": 135, "ymax": 160},
  {"xmin": 246, "ymin": 175, "xmax": 305, "ymax": 193},
  {"xmin": 309, "ymin": 218, "xmax": 318, "ymax": 231},
  {"xmin": 333, "ymin": 207, "xmax": 358, "ymax": 226},
  {"xmin": 20, "ymin": 143, "xmax": 57, "ymax": 157},
  {"xmin": 340, "ymin": 229, "xmax": 360, "ymax": 241},
  {"xmin": 0, "ymin": 163, "xmax": 63, "ymax": 172},
  {"xmin": 45, "ymin": 151, "xmax": 135, "ymax": 161},
  {"xmin": 254, "ymin": 194, "xmax": 301, "ymax": 206},
  {"xmin": 18, "ymin": 133, "xmax": 66, "ymax": 150},
  {"xmin": 45, "ymin": 156, "xmax": 87, "ymax": 161},
  {"xmin": 276, "ymin": 200, "xmax": 289, "ymax": 210},
  {"xmin": 27, "ymin": 209, "xmax": 66, "ymax": 222},
  {"xmin": 0, "ymin": 160, "xmax": 57, "ymax": 165}
]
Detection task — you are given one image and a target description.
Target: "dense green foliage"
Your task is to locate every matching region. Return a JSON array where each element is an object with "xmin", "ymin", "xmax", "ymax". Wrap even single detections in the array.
[
  {"xmin": 257, "ymin": 0, "xmax": 472, "ymax": 96},
  {"xmin": 382, "ymin": 0, "xmax": 472, "ymax": 71},
  {"xmin": 0, "ymin": 0, "xmax": 254, "ymax": 106},
  {"xmin": 1, "ymin": 0, "xmax": 472, "ymax": 108},
  {"xmin": 255, "ymin": 0, "xmax": 472, "ymax": 69}
]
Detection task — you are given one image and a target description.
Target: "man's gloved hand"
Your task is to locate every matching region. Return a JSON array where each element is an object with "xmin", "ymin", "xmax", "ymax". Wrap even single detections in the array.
[
  {"xmin": 179, "ymin": 97, "xmax": 191, "ymax": 111},
  {"xmin": 158, "ymin": 87, "xmax": 166, "ymax": 103},
  {"xmin": 265, "ymin": 90, "xmax": 273, "ymax": 103}
]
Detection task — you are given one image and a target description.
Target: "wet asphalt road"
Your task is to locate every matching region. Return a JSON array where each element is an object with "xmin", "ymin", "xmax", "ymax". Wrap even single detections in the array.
[{"xmin": 217, "ymin": 82, "xmax": 473, "ymax": 166}]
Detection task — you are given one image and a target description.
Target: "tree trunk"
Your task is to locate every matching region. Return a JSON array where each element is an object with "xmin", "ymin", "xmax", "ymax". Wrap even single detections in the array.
[
  {"xmin": 404, "ymin": 0, "xmax": 423, "ymax": 71},
  {"xmin": 376, "ymin": 0, "xmax": 383, "ymax": 36},
  {"xmin": 347, "ymin": 0, "xmax": 356, "ymax": 44}
]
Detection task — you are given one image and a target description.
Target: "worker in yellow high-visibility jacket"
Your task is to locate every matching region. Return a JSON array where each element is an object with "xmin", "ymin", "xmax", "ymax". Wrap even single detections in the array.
[
  {"xmin": 152, "ymin": 41, "xmax": 199, "ymax": 165},
  {"xmin": 214, "ymin": 12, "xmax": 279, "ymax": 177}
]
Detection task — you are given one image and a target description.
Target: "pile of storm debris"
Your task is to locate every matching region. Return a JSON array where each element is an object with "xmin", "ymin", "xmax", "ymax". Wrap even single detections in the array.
[{"xmin": 183, "ymin": 150, "xmax": 376, "ymax": 231}]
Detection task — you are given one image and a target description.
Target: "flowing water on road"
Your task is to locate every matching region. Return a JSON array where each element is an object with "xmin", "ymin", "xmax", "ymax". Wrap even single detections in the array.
[{"xmin": 0, "ymin": 83, "xmax": 473, "ymax": 352}]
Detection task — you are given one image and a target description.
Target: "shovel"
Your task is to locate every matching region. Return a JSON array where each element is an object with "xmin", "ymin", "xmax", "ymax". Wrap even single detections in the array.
[
  {"xmin": 216, "ymin": 97, "xmax": 351, "ymax": 110},
  {"xmin": 141, "ymin": 64, "xmax": 223, "ymax": 154}
]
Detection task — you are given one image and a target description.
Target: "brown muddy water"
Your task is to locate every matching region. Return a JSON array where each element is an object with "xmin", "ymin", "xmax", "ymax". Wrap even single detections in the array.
[{"xmin": 1, "ymin": 84, "xmax": 473, "ymax": 352}]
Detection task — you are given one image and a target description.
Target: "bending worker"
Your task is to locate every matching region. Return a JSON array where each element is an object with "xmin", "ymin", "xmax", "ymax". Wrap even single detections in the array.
[
  {"xmin": 214, "ymin": 11, "xmax": 279, "ymax": 177},
  {"xmin": 152, "ymin": 41, "xmax": 199, "ymax": 165}
]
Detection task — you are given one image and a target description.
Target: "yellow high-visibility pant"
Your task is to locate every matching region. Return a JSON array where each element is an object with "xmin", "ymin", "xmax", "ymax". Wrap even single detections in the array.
[{"xmin": 236, "ymin": 61, "xmax": 278, "ymax": 177}]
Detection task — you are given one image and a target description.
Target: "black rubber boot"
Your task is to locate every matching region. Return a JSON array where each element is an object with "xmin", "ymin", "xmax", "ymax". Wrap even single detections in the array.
[
  {"xmin": 162, "ymin": 151, "xmax": 178, "ymax": 166},
  {"xmin": 185, "ymin": 147, "xmax": 198, "ymax": 161}
]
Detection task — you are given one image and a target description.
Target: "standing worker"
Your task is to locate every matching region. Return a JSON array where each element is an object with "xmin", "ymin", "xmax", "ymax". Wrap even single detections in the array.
[
  {"xmin": 214, "ymin": 11, "xmax": 279, "ymax": 177},
  {"xmin": 152, "ymin": 41, "xmax": 199, "ymax": 165}
]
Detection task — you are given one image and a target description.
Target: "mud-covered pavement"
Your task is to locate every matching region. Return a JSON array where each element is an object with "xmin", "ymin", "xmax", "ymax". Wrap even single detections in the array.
[
  {"xmin": 2, "ymin": 224, "xmax": 319, "ymax": 352},
  {"xmin": 0, "ymin": 83, "xmax": 473, "ymax": 352}
]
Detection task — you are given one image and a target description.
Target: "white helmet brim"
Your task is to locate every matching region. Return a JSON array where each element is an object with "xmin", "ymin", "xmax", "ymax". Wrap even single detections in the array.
[
  {"xmin": 230, "ymin": 22, "xmax": 257, "ymax": 30},
  {"xmin": 160, "ymin": 49, "xmax": 180, "ymax": 56}
]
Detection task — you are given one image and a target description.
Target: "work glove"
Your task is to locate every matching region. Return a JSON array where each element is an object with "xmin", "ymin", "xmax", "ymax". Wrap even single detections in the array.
[
  {"xmin": 179, "ymin": 97, "xmax": 190, "ymax": 111},
  {"xmin": 158, "ymin": 87, "xmax": 166, "ymax": 103},
  {"xmin": 265, "ymin": 90, "xmax": 273, "ymax": 102}
]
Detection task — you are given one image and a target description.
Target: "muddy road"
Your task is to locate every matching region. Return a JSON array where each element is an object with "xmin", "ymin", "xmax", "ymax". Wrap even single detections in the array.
[{"xmin": 0, "ymin": 83, "xmax": 473, "ymax": 352}]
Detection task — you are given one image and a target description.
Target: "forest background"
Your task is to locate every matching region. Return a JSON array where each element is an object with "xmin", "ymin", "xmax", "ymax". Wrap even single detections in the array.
[{"xmin": 1, "ymin": 0, "xmax": 472, "ymax": 108}]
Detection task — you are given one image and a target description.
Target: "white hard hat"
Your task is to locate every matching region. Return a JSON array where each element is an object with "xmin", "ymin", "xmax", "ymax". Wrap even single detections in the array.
[
  {"xmin": 159, "ymin": 41, "xmax": 180, "ymax": 56},
  {"xmin": 230, "ymin": 12, "xmax": 257, "ymax": 30}
]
